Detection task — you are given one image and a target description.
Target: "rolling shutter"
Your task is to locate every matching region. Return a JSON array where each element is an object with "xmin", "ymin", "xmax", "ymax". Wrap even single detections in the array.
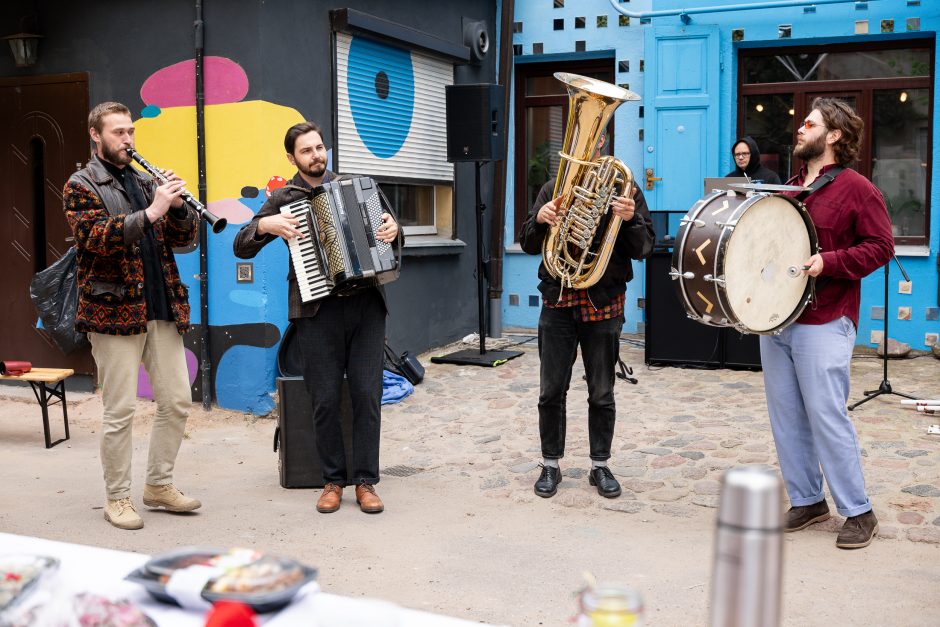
[{"xmin": 336, "ymin": 33, "xmax": 453, "ymax": 182}]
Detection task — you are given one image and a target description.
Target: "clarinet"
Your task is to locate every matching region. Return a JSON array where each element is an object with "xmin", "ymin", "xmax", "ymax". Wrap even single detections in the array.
[{"xmin": 125, "ymin": 148, "xmax": 227, "ymax": 233}]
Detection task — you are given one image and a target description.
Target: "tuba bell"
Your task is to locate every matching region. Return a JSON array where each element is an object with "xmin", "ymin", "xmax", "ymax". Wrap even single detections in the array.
[{"xmin": 542, "ymin": 72, "xmax": 640, "ymax": 290}]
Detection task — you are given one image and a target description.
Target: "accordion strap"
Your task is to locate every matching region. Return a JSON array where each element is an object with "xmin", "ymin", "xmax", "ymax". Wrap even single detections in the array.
[{"xmin": 377, "ymin": 186, "xmax": 404, "ymax": 282}]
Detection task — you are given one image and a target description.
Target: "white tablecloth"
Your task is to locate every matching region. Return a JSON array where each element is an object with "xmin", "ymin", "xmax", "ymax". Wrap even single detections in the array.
[{"xmin": 0, "ymin": 533, "xmax": 500, "ymax": 626}]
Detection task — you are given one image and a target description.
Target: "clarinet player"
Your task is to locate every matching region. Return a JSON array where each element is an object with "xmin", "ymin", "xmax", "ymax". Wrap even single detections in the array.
[
  {"xmin": 63, "ymin": 101, "xmax": 201, "ymax": 530},
  {"xmin": 233, "ymin": 122, "xmax": 399, "ymax": 515}
]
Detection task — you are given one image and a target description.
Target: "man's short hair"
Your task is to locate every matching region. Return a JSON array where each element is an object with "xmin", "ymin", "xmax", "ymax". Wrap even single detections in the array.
[
  {"xmin": 88, "ymin": 102, "xmax": 131, "ymax": 133},
  {"xmin": 284, "ymin": 122, "xmax": 323, "ymax": 154},
  {"xmin": 811, "ymin": 97, "xmax": 864, "ymax": 166}
]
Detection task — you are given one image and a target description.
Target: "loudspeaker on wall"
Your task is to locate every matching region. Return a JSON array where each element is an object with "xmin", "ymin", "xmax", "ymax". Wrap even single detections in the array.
[
  {"xmin": 462, "ymin": 19, "xmax": 490, "ymax": 63},
  {"xmin": 446, "ymin": 83, "xmax": 505, "ymax": 163}
]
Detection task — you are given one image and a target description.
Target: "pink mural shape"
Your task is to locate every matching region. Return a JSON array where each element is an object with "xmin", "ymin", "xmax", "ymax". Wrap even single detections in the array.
[
  {"xmin": 138, "ymin": 347, "xmax": 199, "ymax": 399},
  {"xmin": 209, "ymin": 198, "xmax": 256, "ymax": 225},
  {"xmin": 140, "ymin": 56, "xmax": 249, "ymax": 108}
]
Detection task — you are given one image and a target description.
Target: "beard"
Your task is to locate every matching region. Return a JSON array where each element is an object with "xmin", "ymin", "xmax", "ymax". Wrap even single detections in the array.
[
  {"xmin": 794, "ymin": 133, "xmax": 826, "ymax": 162},
  {"xmin": 101, "ymin": 142, "xmax": 132, "ymax": 166},
  {"xmin": 299, "ymin": 161, "xmax": 326, "ymax": 178}
]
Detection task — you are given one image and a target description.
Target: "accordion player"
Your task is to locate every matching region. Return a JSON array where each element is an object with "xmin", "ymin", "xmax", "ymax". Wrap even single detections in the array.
[{"xmin": 279, "ymin": 176, "xmax": 400, "ymax": 303}]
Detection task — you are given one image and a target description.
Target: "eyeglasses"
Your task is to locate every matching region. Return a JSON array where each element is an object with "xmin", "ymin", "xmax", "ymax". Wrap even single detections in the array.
[
  {"xmin": 733, "ymin": 152, "xmax": 750, "ymax": 158},
  {"xmin": 802, "ymin": 120, "xmax": 827, "ymax": 131}
]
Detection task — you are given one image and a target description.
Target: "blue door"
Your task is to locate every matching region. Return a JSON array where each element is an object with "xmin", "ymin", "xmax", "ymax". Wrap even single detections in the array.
[{"xmin": 643, "ymin": 25, "xmax": 720, "ymax": 221}]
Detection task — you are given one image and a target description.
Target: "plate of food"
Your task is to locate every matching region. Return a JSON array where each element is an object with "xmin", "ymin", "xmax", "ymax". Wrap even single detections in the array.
[
  {"xmin": 126, "ymin": 547, "xmax": 316, "ymax": 613},
  {"xmin": 0, "ymin": 555, "xmax": 59, "ymax": 616}
]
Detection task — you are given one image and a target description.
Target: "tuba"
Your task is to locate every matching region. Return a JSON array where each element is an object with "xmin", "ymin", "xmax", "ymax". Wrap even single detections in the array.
[{"xmin": 542, "ymin": 73, "xmax": 640, "ymax": 290}]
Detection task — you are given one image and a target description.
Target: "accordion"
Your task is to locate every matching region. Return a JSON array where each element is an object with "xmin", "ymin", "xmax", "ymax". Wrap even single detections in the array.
[{"xmin": 280, "ymin": 176, "xmax": 398, "ymax": 303}]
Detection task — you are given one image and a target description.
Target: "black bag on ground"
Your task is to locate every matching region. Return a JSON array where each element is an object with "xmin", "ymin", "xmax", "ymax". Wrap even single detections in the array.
[
  {"xmin": 29, "ymin": 246, "xmax": 89, "ymax": 355},
  {"xmin": 384, "ymin": 343, "xmax": 424, "ymax": 385}
]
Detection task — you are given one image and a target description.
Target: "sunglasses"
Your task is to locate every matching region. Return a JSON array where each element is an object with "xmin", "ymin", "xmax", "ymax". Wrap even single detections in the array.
[
  {"xmin": 802, "ymin": 120, "xmax": 827, "ymax": 131},
  {"xmin": 733, "ymin": 152, "xmax": 750, "ymax": 158}
]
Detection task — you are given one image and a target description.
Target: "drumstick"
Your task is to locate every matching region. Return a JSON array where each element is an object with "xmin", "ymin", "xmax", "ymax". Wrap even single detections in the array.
[
  {"xmin": 786, "ymin": 265, "xmax": 812, "ymax": 278},
  {"xmin": 901, "ymin": 399, "xmax": 940, "ymax": 405}
]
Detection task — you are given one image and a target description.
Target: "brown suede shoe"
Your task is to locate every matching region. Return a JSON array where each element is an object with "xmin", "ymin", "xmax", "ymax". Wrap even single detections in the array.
[
  {"xmin": 784, "ymin": 500, "xmax": 830, "ymax": 532},
  {"xmin": 355, "ymin": 484, "xmax": 384, "ymax": 514},
  {"xmin": 316, "ymin": 483, "xmax": 343, "ymax": 513},
  {"xmin": 836, "ymin": 510, "xmax": 878, "ymax": 549}
]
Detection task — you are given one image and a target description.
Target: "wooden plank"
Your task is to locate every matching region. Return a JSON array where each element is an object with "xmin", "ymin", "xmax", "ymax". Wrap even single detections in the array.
[{"xmin": 0, "ymin": 368, "xmax": 74, "ymax": 383}]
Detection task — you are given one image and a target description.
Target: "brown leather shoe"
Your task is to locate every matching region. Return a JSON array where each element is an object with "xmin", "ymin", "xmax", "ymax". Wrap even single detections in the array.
[
  {"xmin": 355, "ymin": 484, "xmax": 384, "ymax": 514},
  {"xmin": 316, "ymin": 483, "xmax": 343, "ymax": 513},
  {"xmin": 784, "ymin": 500, "xmax": 830, "ymax": 532},
  {"xmin": 836, "ymin": 510, "xmax": 878, "ymax": 549}
]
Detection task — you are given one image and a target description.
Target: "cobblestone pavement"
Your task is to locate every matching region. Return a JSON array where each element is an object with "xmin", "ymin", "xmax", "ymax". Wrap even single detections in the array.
[{"xmin": 382, "ymin": 334, "xmax": 940, "ymax": 545}]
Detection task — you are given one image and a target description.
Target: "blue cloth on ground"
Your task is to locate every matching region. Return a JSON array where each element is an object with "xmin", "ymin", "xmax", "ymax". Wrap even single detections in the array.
[{"xmin": 382, "ymin": 369, "xmax": 413, "ymax": 404}]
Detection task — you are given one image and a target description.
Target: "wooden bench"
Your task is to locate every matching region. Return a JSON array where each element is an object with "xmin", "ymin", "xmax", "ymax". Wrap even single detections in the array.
[{"xmin": 0, "ymin": 368, "xmax": 74, "ymax": 448}]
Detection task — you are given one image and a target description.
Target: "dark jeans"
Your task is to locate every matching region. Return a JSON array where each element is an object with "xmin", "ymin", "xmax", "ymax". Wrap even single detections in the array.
[
  {"xmin": 537, "ymin": 306, "xmax": 623, "ymax": 461},
  {"xmin": 295, "ymin": 288, "xmax": 385, "ymax": 485}
]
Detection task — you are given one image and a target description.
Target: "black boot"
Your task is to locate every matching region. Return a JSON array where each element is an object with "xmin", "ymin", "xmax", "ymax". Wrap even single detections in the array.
[
  {"xmin": 589, "ymin": 466, "xmax": 621, "ymax": 498},
  {"xmin": 534, "ymin": 464, "xmax": 562, "ymax": 498}
]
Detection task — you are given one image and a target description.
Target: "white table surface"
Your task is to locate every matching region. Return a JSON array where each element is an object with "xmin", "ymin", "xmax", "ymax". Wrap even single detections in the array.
[{"xmin": 0, "ymin": 533, "xmax": 501, "ymax": 626}]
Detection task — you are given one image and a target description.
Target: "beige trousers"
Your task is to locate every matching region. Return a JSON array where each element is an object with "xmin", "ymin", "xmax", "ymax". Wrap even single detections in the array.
[{"xmin": 89, "ymin": 320, "xmax": 191, "ymax": 500}]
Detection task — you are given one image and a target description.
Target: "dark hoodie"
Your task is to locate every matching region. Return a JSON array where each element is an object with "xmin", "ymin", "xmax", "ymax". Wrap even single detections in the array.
[{"xmin": 725, "ymin": 136, "xmax": 781, "ymax": 184}]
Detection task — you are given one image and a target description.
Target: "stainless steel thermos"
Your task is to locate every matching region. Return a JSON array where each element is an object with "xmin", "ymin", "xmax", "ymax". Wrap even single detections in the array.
[{"xmin": 710, "ymin": 465, "xmax": 784, "ymax": 627}]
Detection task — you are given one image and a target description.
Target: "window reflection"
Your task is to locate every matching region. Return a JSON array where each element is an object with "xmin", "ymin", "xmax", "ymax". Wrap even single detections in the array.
[
  {"xmin": 743, "ymin": 48, "xmax": 929, "ymax": 84},
  {"xmin": 871, "ymin": 88, "xmax": 929, "ymax": 238},
  {"xmin": 383, "ymin": 183, "xmax": 434, "ymax": 228},
  {"xmin": 526, "ymin": 105, "xmax": 564, "ymax": 211},
  {"xmin": 742, "ymin": 94, "xmax": 794, "ymax": 182}
]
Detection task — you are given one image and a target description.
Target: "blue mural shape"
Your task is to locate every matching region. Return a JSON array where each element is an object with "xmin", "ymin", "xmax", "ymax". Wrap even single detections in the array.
[
  {"xmin": 171, "ymin": 195, "xmax": 291, "ymax": 415},
  {"xmin": 347, "ymin": 36, "xmax": 415, "ymax": 158}
]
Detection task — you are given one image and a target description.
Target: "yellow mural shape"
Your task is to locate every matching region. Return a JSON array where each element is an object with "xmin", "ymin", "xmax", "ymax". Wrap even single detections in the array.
[{"xmin": 133, "ymin": 101, "xmax": 304, "ymax": 202}]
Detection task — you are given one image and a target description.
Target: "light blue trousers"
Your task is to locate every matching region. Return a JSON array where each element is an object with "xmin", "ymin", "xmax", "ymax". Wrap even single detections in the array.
[{"xmin": 759, "ymin": 317, "xmax": 872, "ymax": 517}]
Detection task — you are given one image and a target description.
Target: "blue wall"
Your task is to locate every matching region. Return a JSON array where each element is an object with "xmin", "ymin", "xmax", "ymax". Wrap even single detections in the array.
[
  {"xmin": 504, "ymin": 0, "xmax": 655, "ymax": 332},
  {"xmin": 504, "ymin": 0, "xmax": 940, "ymax": 351}
]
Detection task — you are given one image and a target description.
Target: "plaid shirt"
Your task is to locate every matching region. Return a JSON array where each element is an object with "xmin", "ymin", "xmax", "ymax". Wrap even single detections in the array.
[{"xmin": 544, "ymin": 289, "xmax": 625, "ymax": 322}]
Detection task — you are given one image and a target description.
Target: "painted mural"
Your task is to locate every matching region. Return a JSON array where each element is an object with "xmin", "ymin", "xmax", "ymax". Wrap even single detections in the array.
[{"xmin": 132, "ymin": 55, "xmax": 307, "ymax": 414}]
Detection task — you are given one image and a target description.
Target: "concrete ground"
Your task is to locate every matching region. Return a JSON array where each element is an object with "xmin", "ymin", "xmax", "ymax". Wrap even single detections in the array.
[{"xmin": 1, "ymin": 334, "xmax": 939, "ymax": 625}]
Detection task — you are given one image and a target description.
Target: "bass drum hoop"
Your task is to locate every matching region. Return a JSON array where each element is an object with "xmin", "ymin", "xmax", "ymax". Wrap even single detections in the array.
[{"xmin": 672, "ymin": 190, "xmax": 728, "ymax": 328}]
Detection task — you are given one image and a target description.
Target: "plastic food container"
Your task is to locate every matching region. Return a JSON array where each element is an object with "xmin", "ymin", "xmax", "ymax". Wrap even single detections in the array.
[{"xmin": 126, "ymin": 547, "xmax": 316, "ymax": 613}]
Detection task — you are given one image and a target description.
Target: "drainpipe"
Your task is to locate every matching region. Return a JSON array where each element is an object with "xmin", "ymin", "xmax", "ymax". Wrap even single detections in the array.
[
  {"xmin": 608, "ymin": 0, "xmax": 879, "ymax": 24},
  {"xmin": 195, "ymin": 0, "xmax": 212, "ymax": 409},
  {"xmin": 487, "ymin": 0, "xmax": 514, "ymax": 338}
]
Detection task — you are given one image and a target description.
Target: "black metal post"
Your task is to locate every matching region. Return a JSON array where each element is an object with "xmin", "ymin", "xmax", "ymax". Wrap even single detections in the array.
[
  {"xmin": 195, "ymin": 0, "xmax": 212, "ymax": 409},
  {"xmin": 475, "ymin": 161, "xmax": 487, "ymax": 355}
]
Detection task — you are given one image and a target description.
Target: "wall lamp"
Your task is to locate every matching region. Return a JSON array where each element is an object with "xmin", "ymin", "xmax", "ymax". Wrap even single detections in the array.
[{"xmin": 4, "ymin": 32, "xmax": 42, "ymax": 67}]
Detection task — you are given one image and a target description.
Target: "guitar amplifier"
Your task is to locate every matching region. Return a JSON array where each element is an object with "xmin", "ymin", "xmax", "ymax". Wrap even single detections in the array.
[{"xmin": 274, "ymin": 376, "xmax": 354, "ymax": 488}]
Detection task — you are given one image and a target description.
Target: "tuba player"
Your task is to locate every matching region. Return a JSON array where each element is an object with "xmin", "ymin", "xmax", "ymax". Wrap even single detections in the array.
[{"xmin": 518, "ymin": 132, "xmax": 655, "ymax": 499}]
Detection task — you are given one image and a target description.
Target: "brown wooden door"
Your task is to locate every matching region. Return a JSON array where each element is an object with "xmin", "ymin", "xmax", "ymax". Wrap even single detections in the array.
[{"xmin": 0, "ymin": 73, "xmax": 94, "ymax": 374}]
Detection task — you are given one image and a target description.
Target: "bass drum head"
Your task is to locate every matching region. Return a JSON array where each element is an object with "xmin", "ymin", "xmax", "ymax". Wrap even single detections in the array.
[{"xmin": 722, "ymin": 195, "xmax": 812, "ymax": 333}]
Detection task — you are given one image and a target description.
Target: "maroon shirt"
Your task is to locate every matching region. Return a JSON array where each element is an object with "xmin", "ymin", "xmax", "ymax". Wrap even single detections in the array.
[{"xmin": 784, "ymin": 164, "xmax": 894, "ymax": 328}]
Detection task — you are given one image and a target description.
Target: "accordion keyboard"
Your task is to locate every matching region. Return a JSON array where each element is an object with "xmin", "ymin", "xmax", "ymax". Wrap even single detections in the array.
[{"xmin": 280, "ymin": 199, "xmax": 332, "ymax": 303}]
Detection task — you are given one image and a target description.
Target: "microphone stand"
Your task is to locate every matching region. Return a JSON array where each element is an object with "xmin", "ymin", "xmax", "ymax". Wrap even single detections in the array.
[
  {"xmin": 848, "ymin": 255, "xmax": 919, "ymax": 410},
  {"xmin": 430, "ymin": 162, "xmax": 523, "ymax": 367}
]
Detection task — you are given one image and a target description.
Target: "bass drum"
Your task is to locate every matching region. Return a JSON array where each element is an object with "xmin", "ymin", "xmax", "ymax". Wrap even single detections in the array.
[{"xmin": 671, "ymin": 190, "xmax": 818, "ymax": 335}]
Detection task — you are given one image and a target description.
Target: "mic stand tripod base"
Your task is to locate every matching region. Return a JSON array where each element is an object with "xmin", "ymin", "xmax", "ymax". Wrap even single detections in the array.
[
  {"xmin": 847, "ymin": 380, "xmax": 918, "ymax": 411},
  {"xmin": 430, "ymin": 347, "xmax": 524, "ymax": 368}
]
